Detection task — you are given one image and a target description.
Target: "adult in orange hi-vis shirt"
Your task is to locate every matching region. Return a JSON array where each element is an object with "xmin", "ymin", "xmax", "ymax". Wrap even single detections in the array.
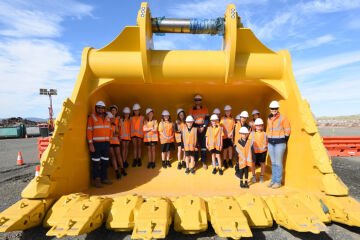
[
  {"xmin": 87, "ymin": 101, "xmax": 113, "ymax": 188},
  {"xmin": 188, "ymin": 94, "xmax": 209, "ymax": 169},
  {"xmin": 266, "ymin": 100, "xmax": 291, "ymax": 189}
]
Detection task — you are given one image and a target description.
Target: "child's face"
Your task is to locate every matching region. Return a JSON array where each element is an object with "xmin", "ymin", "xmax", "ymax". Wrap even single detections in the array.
[
  {"xmin": 255, "ymin": 124, "xmax": 263, "ymax": 131},
  {"xmin": 134, "ymin": 110, "xmax": 140, "ymax": 116},
  {"xmin": 148, "ymin": 111, "xmax": 153, "ymax": 119},
  {"xmin": 253, "ymin": 113, "xmax": 259, "ymax": 119},
  {"xmin": 179, "ymin": 112, "xmax": 185, "ymax": 120},
  {"xmin": 111, "ymin": 108, "xmax": 117, "ymax": 116},
  {"xmin": 211, "ymin": 120, "xmax": 216, "ymax": 126},
  {"xmin": 164, "ymin": 115, "xmax": 169, "ymax": 121},
  {"xmin": 240, "ymin": 117, "xmax": 247, "ymax": 124},
  {"xmin": 124, "ymin": 113, "xmax": 129, "ymax": 118},
  {"xmin": 186, "ymin": 122, "xmax": 193, "ymax": 128},
  {"xmin": 240, "ymin": 133, "xmax": 247, "ymax": 140},
  {"xmin": 225, "ymin": 110, "xmax": 231, "ymax": 117}
]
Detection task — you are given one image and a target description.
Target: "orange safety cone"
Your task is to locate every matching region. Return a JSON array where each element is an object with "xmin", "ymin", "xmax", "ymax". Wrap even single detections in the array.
[
  {"xmin": 35, "ymin": 165, "xmax": 40, "ymax": 177},
  {"xmin": 17, "ymin": 152, "xmax": 24, "ymax": 166}
]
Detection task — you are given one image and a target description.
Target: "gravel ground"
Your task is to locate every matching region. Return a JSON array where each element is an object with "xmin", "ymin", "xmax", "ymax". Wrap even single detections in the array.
[{"xmin": 0, "ymin": 137, "xmax": 359, "ymax": 240}]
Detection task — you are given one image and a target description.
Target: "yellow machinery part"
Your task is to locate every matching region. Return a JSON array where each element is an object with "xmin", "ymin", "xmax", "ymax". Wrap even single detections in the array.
[
  {"xmin": 44, "ymin": 194, "xmax": 112, "ymax": 238},
  {"xmin": 0, "ymin": 199, "xmax": 53, "ymax": 232},
  {"xmin": 172, "ymin": 195, "xmax": 208, "ymax": 234},
  {"xmin": 106, "ymin": 195, "xmax": 144, "ymax": 231},
  {"xmin": 207, "ymin": 197, "xmax": 252, "ymax": 239},
  {"xmin": 264, "ymin": 195, "xmax": 327, "ymax": 234},
  {"xmin": 0, "ymin": 1, "xmax": 360, "ymax": 238},
  {"xmin": 234, "ymin": 194, "xmax": 273, "ymax": 228},
  {"xmin": 131, "ymin": 197, "xmax": 172, "ymax": 240},
  {"xmin": 321, "ymin": 196, "xmax": 360, "ymax": 227}
]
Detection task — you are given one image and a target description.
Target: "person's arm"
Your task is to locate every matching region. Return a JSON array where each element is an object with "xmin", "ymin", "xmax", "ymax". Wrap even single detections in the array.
[
  {"xmin": 219, "ymin": 127, "xmax": 224, "ymax": 150},
  {"xmin": 283, "ymin": 116, "xmax": 291, "ymax": 141},
  {"xmin": 205, "ymin": 128, "xmax": 210, "ymax": 149},
  {"xmin": 143, "ymin": 121, "xmax": 152, "ymax": 132},
  {"xmin": 87, "ymin": 117, "xmax": 95, "ymax": 152}
]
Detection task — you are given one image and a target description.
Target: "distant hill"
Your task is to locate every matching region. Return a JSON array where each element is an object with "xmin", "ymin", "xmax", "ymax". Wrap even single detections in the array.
[
  {"xmin": 25, "ymin": 117, "xmax": 47, "ymax": 122},
  {"xmin": 317, "ymin": 114, "xmax": 360, "ymax": 121}
]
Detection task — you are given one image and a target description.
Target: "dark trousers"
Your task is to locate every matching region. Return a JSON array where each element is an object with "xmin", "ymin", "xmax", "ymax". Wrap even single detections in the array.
[
  {"xmin": 90, "ymin": 141, "xmax": 110, "ymax": 180},
  {"xmin": 195, "ymin": 128, "xmax": 207, "ymax": 163}
]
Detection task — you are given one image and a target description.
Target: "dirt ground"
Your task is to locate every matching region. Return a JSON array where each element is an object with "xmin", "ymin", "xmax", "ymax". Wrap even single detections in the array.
[{"xmin": 0, "ymin": 133, "xmax": 359, "ymax": 240}]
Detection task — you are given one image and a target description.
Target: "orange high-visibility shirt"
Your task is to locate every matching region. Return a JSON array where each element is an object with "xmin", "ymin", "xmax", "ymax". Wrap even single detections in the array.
[
  {"xmin": 87, "ymin": 113, "xmax": 112, "ymax": 143},
  {"xmin": 206, "ymin": 125, "xmax": 224, "ymax": 151},
  {"xmin": 266, "ymin": 113, "xmax": 291, "ymax": 139},
  {"xmin": 182, "ymin": 127, "xmax": 197, "ymax": 151},
  {"xmin": 251, "ymin": 131, "xmax": 268, "ymax": 153},
  {"xmin": 120, "ymin": 118, "xmax": 131, "ymax": 140},
  {"xmin": 189, "ymin": 106, "xmax": 209, "ymax": 125},
  {"xmin": 158, "ymin": 121, "xmax": 174, "ymax": 144},
  {"xmin": 130, "ymin": 116, "xmax": 144, "ymax": 138},
  {"xmin": 220, "ymin": 117, "xmax": 235, "ymax": 139},
  {"xmin": 235, "ymin": 138, "xmax": 253, "ymax": 169},
  {"xmin": 234, "ymin": 122, "xmax": 251, "ymax": 145},
  {"xmin": 143, "ymin": 119, "xmax": 159, "ymax": 142},
  {"xmin": 175, "ymin": 121, "xmax": 186, "ymax": 143},
  {"xmin": 110, "ymin": 116, "xmax": 121, "ymax": 145}
]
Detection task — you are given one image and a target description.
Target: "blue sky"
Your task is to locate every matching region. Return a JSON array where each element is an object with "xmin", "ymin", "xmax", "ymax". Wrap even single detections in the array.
[{"xmin": 0, "ymin": 0, "xmax": 359, "ymax": 118}]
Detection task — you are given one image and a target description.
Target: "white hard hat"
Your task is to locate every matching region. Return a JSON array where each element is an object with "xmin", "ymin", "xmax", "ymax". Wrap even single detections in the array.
[
  {"xmin": 185, "ymin": 115, "xmax": 194, "ymax": 122},
  {"xmin": 252, "ymin": 109, "xmax": 260, "ymax": 115},
  {"xmin": 239, "ymin": 127, "xmax": 249, "ymax": 134},
  {"xmin": 194, "ymin": 94, "xmax": 202, "ymax": 100},
  {"xmin": 177, "ymin": 108, "xmax": 185, "ymax": 115},
  {"xmin": 269, "ymin": 101, "xmax": 280, "ymax": 108},
  {"xmin": 213, "ymin": 108, "xmax": 221, "ymax": 114},
  {"xmin": 106, "ymin": 112, "xmax": 114, "ymax": 118},
  {"xmin": 254, "ymin": 118, "xmax": 264, "ymax": 125},
  {"xmin": 240, "ymin": 111, "xmax": 249, "ymax": 118},
  {"xmin": 235, "ymin": 114, "xmax": 241, "ymax": 120},
  {"xmin": 132, "ymin": 103, "xmax": 141, "ymax": 110},
  {"xmin": 146, "ymin": 108, "xmax": 153, "ymax": 115},
  {"xmin": 123, "ymin": 107, "xmax": 131, "ymax": 114},
  {"xmin": 95, "ymin": 101, "xmax": 106, "ymax": 107},
  {"xmin": 210, "ymin": 114, "xmax": 219, "ymax": 121},
  {"xmin": 162, "ymin": 110, "xmax": 170, "ymax": 116},
  {"xmin": 224, "ymin": 105, "xmax": 232, "ymax": 111}
]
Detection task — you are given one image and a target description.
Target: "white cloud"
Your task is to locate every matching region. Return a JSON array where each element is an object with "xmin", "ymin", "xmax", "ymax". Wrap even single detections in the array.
[
  {"xmin": 0, "ymin": 0, "xmax": 93, "ymax": 118},
  {"xmin": 289, "ymin": 34, "xmax": 335, "ymax": 51},
  {"xmin": 294, "ymin": 51, "xmax": 360, "ymax": 77},
  {"xmin": 300, "ymin": 0, "xmax": 360, "ymax": 13}
]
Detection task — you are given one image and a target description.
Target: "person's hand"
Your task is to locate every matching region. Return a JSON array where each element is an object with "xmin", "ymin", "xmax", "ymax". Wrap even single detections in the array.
[
  {"xmin": 229, "ymin": 133, "xmax": 233, "ymax": 138},
  {"xmin": 195, "ymin": 147, "xmax": 198, "ymax": 151},
  {"xmin": 88, "ymin": 143, "xmax": 95, "ymax": 153}
]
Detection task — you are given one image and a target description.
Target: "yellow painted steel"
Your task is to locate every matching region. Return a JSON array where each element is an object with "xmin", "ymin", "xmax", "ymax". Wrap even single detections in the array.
[
  {"xmin": 172, "ymin": 196, "xmax": 208, "ymax": 234},
  {"xmin": 0, "ymin": 199, "xmax": 53, "ymax": 232},
  {"xmin": 106, "ymin": 195, "xmax": 144, "ymax": 231},
  {"xmin": 131, "ymin": 197, "xmax": 172, "ymax": 239},
  {"xmin": 1, "ymin": 1, "xmax": 360, "ymax": 237},
  {"xmin": 44, "ymin": 194, "xmax": 112, "ymax": 238},
  {"xmin": 234, "ymin": 194, "xmax": 273, "ymax": 228},
  {"xmin": 207, "ymin": 197, "xmax": 252, "ymax": 239},
  {"xmin": 264, "ymin": 195, "xmax": 327, "ymax": 233}
]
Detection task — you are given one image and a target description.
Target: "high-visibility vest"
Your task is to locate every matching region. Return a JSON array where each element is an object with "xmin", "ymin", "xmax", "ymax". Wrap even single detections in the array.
[
  {"xmin": 110, "ymin": 116, "xmax": 121, "ymax": 145},
  {"xmin": 130, "ymin": 116, "xmax": 144, "ymax": 138},
  {"xmin": 266, "ymin": 113, "xmax": 291, "ymax": 139},
  {"xmin": 182, "ymin": 127, "xmax": 197, "ymax": 151},
  {"xmin": 158, "ymin": 121, "xmax": 174, "ymax": 144},
  {"xmin": 251, "ymin": 131, "xmax": 267, "ymax": 153},
  {"xmin": 220, "ymin": 117, "xmax": 235, "ymax": 139},
  {"xmin": 234, "ymin": 122, "xmax": 251, "ymax": 145},
  {"xmin": 143, "ymin": 119, "xmax": 159, "ymax": 142},
  {"xmin": 206, "ymin": 125, "xmax": 224, "ymax": 151},
  {"xmin": 120, "ymin": 118, "xmax": 131, "ymax": 140},
  {"xmin": 235, "ymin": 138, "xmax": 253, "ymax": 169},
  {"xmin": 87, "ymin": 113, "xmax": 112, "ymax": 143},
  {"xmin": 189, "ymin": 106, "xmax": 209, "ymax": 125},
  {"xmin": 175, "ymin": 121, "xmax": 186, "ymax": 143}
]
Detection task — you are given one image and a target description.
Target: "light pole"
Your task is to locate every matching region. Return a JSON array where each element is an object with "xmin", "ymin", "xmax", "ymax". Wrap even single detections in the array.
[{"xmin": 40, "ymin": 88, "xmax": 57, "ymax": 131}]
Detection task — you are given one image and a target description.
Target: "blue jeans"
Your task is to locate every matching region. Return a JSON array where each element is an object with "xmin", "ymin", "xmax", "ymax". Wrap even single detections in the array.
[{"xmin": 268, "ymin": 143, "xmax": 286, "ymax": 184}]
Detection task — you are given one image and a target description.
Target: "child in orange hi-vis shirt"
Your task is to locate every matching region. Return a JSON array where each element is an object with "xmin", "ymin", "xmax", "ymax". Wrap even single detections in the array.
[
  {"xmin": 234, "ymin": 126, "xmax": 254, "ymax": 188},
  {"xmin": 206, "ymin": 114, "xmax": 224, "ymax": 175},
  {"xmin": 158, "ymin": 110, "xmax": 175, "ymax": 168},
  {"xmin": 120, "ymin": 107, "xmax": 131, "ymax": 168},
  {"xmin": 143, "ymin": 108, "xmax": 159, "ymax": 169},
  {"xmin": 175, "ymin": 108, "xmax": 186, "ymax": 170},
  {"xmin": 250, "ymin": 118, "xmax": 267, "ymax": 183},
  {"xmin": 182, "ymin": 115, "xmax": 197, "ymax": 174},
  {"xmin": 130, "ymin": 103, "xmax": 144, "ymax": 167},
  {"xmin": 220, "ymin": 105, "xmax": 235, "ymax": 169}
]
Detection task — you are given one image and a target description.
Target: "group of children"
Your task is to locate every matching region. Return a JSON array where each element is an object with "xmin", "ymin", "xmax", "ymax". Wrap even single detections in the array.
[{"xmin": 106, "ymin": 103, "xmax": 268, "ymax": 188}]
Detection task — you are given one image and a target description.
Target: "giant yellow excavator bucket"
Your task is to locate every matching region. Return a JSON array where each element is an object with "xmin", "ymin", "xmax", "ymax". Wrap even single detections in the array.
[{"xmin": 1, "ymin": 3, "xmax": 359, "ymax": 239}]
